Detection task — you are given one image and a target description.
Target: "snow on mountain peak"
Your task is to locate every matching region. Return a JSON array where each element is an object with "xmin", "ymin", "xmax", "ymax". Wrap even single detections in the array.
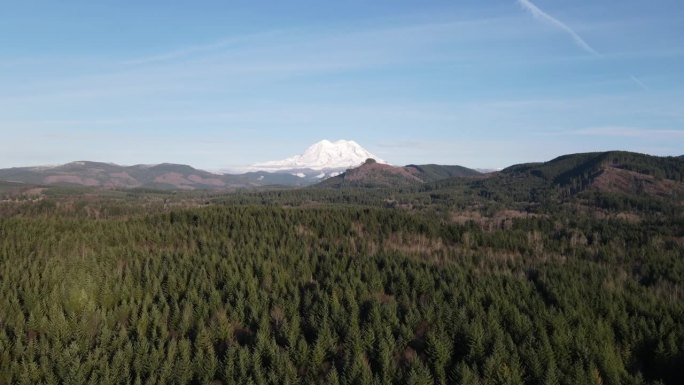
[{"xmin": 253, "ymin": 140, "xmax": 386, "ymax": 171}]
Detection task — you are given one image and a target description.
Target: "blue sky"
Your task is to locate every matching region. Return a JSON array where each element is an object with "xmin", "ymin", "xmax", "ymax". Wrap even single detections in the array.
[{"xmin": 1, "ymin": 0, "xmax": 683, "ymax": 170}]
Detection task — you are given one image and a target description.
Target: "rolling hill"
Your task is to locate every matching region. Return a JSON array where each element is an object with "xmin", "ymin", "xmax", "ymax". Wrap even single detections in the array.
[
  {"xmin": 500, "ymin": 151, "xmax": 684, "ymax": 197},
  {"xmin": 319, "ymin": 159, "xmax": 482, "ymax": 188},
  {"xmin": 0, "ymin": 161, "xmax": 310, "ymax": 190}
]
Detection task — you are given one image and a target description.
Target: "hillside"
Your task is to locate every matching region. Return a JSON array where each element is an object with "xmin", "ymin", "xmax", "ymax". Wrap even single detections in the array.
[
  {"xmin": 0, "ymin": 161, "xmax": 311, "ymax": 190},
  {"xmin": 403, "ymin": 150, "xmax": 684, "ymax": 219},
  {"xmin": 500, "ymin": 151, "xmax": 684, "ymax": 197},
  {"xmin": 319, "ymin": 159, "xmax": 481, "ymax": 188},
  {"xmin": 404, "ymin": 164, "xmax": 481, "ymax": 182}
]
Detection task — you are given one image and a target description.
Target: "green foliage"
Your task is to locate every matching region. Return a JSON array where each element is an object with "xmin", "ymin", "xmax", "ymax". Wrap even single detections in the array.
[{"xmin": 0, "ymin": 182, "xmax": 682, "ymax": 385}]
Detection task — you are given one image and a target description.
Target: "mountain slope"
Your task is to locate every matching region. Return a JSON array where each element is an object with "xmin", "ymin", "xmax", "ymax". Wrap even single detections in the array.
[
  {"xmin": 319, "ymin": 159, "xmax": 422, "ymax": 188},
  {"xmin": 501, "ymin": 151, "xmax": 684, "ymax": 197},
  {"xmin": 319, "ymin": 159, "xmax": 481, "ymax": 188},
  {"xmin": 405, "ymin": 164, "xmax": 481, "ymax": 182}
]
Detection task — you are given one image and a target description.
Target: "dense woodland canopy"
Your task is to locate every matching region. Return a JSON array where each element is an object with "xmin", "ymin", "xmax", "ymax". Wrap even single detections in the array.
[{"xmin": 0, "ymin": 151, "xmax": 683, "ymax": 385}]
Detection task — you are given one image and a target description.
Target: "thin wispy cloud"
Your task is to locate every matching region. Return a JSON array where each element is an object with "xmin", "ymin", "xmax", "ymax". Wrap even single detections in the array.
[
  {"xmin": 517, "ymin": 0, "xmax": 599, "ymax": 55},
  {"xmin": 2, "ymin": 18, "xmax": 537, "ymax": 106},
  {"xmin": 572, "ymin": 126, "xmax": 684, "ymax": 139},
  {"xmin": 630, "ymin": 75, "xmax": 649, "ymax": 91},
  {"xmin": 121, "ymin": 30, "xmax": 287, "ymax": 66},
  {"xmin": 376, "ymin": 140, "xmax": 427, "ymax": 149},
  {"xmin": 121, "ymin": 18, "xmax": 517, "ymax": 68}
]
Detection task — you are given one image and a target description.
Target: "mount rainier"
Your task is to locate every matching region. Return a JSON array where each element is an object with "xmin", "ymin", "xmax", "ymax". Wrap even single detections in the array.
[{"xmin": 251, "ymin": 140, "xmax": 386, "ymax": 178}]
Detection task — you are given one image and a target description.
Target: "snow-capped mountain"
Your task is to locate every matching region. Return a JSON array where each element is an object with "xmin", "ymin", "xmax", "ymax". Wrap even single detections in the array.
[{"xmin": 252, "ymin": 140, "xmax": 386, "ymax": 175}]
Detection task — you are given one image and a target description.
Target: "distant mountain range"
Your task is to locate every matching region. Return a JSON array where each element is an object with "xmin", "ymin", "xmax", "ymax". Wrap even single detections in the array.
[
  {"xmin": 0, "ymin": 140, "xmax": 483, "ymax": 190},
  {"xmin": 0, "ymin": 140, "xmax": 390, "ymax": 190},
  {"xmin": 0, "ymin": 143, "xmax": 682, "ymax": 198},
  {"xmin": 0, "ymin": 158, "xmax": 482, "ymax": 190},
  {"xmin": 0, "ymin": 161, "xmax": 310, "ymax": 190}
]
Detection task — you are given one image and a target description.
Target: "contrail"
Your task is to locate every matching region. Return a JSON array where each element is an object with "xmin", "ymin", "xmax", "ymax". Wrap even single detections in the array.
[{"xmin": 517, "ymin": 0, "xmax": 599, "ymax": 56}]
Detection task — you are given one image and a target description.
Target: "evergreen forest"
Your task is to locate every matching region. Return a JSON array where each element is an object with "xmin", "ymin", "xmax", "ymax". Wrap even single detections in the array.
[{"xmin": 0, "ymin": 152, "xmax": 683, "ymax": 385}]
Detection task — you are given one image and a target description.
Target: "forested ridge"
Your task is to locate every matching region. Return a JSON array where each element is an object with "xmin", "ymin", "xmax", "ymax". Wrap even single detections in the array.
[{"xmin": 1, "ymin": 151, "xmax": 683, "ymax": 384}]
